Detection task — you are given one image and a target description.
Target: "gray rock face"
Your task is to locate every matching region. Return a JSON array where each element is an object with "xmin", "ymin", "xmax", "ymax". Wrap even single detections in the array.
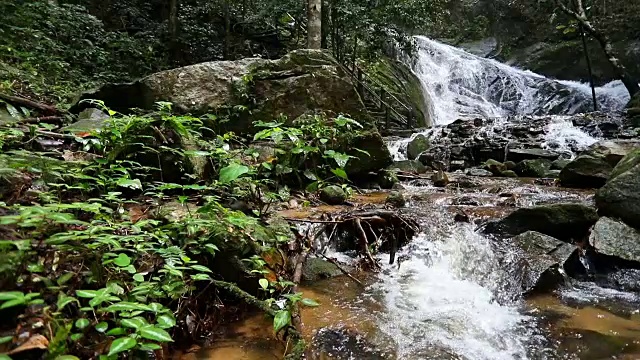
[
  {"xmin": 484, "ymin": 203, "xmax": 599, "ymax": 241},
  {"xmin": 320, "ymin": 185, "xmax": 347, "ymax": 205},
  {"xmin": 585, "ymin": 140, "xmax": 640, "ymax": 167},
  {"xmin": 72, "ymin": 50, "xmax": 372, "ymax": 134},
  {"xmin": 512, "ymin": 231, "xmax": 577, "ymax": 293},
  {"xmin": 388, "ymin": 160, "xmax": 427, "ymax": 174},
  {"xmin": 406, "ymin": 134, "xmax": 430, "ymax": 160},
  {"xmin": 595, "ymin": 148, "xmax": 640, "ymax": 228},
  {"xmin": 590, "ymin": 217, "xmax": 640, "ymax": 263},
  {"xmin": 466, "ymin": 168, "xmax": 493, "ymax": 177},
  {"xmin": 559, "ymin": 155, "xmax": 613, "ymax": 188}
]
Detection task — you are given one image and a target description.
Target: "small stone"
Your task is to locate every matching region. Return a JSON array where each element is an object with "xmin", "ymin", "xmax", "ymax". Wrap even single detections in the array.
[
  {"xmin": 501, "ymin": 170, "xmax": 518, "ymax": 178},
  {"xmin": 466, "ymin": 168, "xmax": 493, "ymax": 177},
  {"xmin": 484, "ymin": 159, "xmax": 506, "ymax": 175},
  {"xmin": 431, "ymin": 170, "xmax": 449, "ymax": 187},
  {"xmin": 320, "ymin": 185, "xmax": 347, "ymax": 205},
  {"xmin": 385, "ymin": 191, "xmax": 406, "ymax": 208}
]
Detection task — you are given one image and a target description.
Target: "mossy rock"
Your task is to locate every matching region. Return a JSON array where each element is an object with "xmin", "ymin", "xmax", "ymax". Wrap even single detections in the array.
[
  {"xmin": 484, "ymin": 159, "xmax": 507, "ymax": 175},
  {"xmin": 302, "ymin": 258, "xmax": 345, "ymax": 282},
  {"xmin": 559, "ymin": 155, "xmax": 612, "ymax": 188},
  {"xmin": 501, "ymin": 170, "xmax": 518, "ymax": 178},
  {"xmin": 515, "ymin": 159, "xmax": 552, "ymax": 178},
  {"xmin": 406, "ymin": 134, "xmax": 430, "ymax": 160},
  {"xmin": 320, "ymin": 185, "xmax": 347, "ymax": 205}
]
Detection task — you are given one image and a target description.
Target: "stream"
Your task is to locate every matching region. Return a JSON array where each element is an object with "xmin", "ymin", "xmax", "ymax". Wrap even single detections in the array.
[{"xmin": 187, "ymin": 38, "xmax": 639, "ymax": 359}]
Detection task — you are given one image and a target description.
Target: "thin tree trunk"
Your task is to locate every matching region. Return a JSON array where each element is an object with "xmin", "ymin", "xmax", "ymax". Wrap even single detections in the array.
[
  {"xmin": 554, "ymin": 0, "xmax": 640, "ymax": 97},
  {"xmin": 307, "ymin": 0, "xmax": 322, "ymax": 49},
  {"xmin": 223, "ymin": 0, "xmax": 232, "ymax": 60},
  {"xmin": 321, "ymin": 0, "xmax": 329, "ymax": 49},
  {"xmin": 168, "ymin": 0, "xmax": 179, "ymax": 63}
]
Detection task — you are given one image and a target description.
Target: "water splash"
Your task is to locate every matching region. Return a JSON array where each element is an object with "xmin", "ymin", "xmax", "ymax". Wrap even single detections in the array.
[
  {"xmin": 372, "ymin": 220, "xmax": 543, "ymax": 359},
  {"xmin": 412, "ymin": 37, "xmax": 629, "ymax": 125}
]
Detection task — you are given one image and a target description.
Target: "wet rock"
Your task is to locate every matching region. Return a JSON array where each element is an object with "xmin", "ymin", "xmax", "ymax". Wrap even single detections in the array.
[
  {"xmin": 559, "ymin": 155, "xmax": 613, "ymax": 188},
  {"xmin": 431, "ymin": 170, "xmax": 449, "ymax": 187},
  {"xmin": 484, "ymin": 203, "xmax": 599, "ymax": 241},
  {"xmin": 302, "ymin": 257, "xmax": 345, "ymax": 281},
  {"xmin": 406, "ymin": 134, "xmax": 430, "ymax": 160},
  {"xmin": 388, "ymin": 160, "xmax": 427, "ymax": 174},
  {"xmin": 584, "ymin": 140, "xmax": 640, "ymax": 167},
  {"xmin": 544, "ymin": 170, "xmax": 561, "ymax": 178},
  {"xmin": 595, "ymin": 148, "xmax": 640, "ymax": 228},
  {"xmin": 551, "ymin": 158, "xmax": 571, "ymax": 170},
  {"xmin": 385, "ymin": 191, "xmax": 406, "ymax": 208},
  {"xmin": 346, "ymin": 130, "xmax": 394, "ymax": 177},
  {"xmin": 62, "ymin": 107, "xmax": 110, "ymax": 133},
  {"xmin": 309, "ymin": 327, "xmax": 391, "ymax": 360},
  {"xmin": 465, "ymin": 168, "xmax": 493, "ymax": 177},
  {"xmin": 377, "ymin": 170, "xmax": 399, "ymax": 189},
  {"xmin": 512, "ymin": 231, "xmax": 577, "ymax": 293},
  {"xmin": 504, "ymin": 160, "xmax": 517, "ymax": 170},
  {"xmin": 451, "ymin": 196, "xmax": 480, "ymax": 206},
  {"xmin": 507, "ymin": 148, "xmax": 560, "ymax": 162},
  {"xmin": 484, "ymin": 159, "xmax": 507, "ymax": 175},
  {"xmin": 501, "ymin": 170, "xmax": 518, "ymax": 178},
  {"xmin": 320, "ymin": 185, "xmax": 347, "ymax": 205},
  {"xmin": 590, "ymin": 217, "xmax": 640, "ymax": 263},
  {"xmin": 515, "ymin": 159, "xmax": 552, "ymax": 177}
]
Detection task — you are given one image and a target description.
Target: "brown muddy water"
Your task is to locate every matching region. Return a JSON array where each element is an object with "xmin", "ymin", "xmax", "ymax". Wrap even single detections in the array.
[{"xmin": 185, "ymin": 176, "xmax": 640, "ymax": 360}]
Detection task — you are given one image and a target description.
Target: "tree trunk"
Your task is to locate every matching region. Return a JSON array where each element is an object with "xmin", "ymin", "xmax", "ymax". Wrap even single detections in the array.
[
  {"xmin": 168, "ymin": 0, "xmax": 179, "ymax": 63},
  {"xmin": 307, "ymin": 0, "xmax": 322, "ymax": 49},
  {"xmin": 321, "ymin": 0, "xmax": 329, "ymax": 49},
  {"xmin": 223, "ymin": 0, "xmax": 232, "ymax": 60},
  {"xmin": 555, "ymin": 0, "xmax": 640, "ymax": 97}
]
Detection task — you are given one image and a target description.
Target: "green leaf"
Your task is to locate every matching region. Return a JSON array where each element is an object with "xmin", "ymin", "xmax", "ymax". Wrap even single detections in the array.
[
  {"xmin": 95, "ymin": 322, "xmax": 109, "ymax": 333},
  {"xmin": 138, "ymin": 343, "xmax": 162, "ymax": 351},
  {"xmin": 0, "ymin": 335, "xmax": 12, "ymax": 344},
  {"xmin": 75, "ymin": 318, "xmax": 90, "ymax": 330},
  {"xmin": 219, "ymin": 163, "xmax": 250, "ymax": 183},
  {"xmin": 106, "ymin": 328, "xmax": 126, "ymax": 336},
  {"xmin": 113, "ymin": 253, "xmax": 131, "ymax": 267},
  {"xmin": 104, "ymin": 302, "xmax": 151, "ymax": 312},
  {"xmin": 156, "ymin": 315, "xmax": 176, "ymax": 329},
  {"xmin": 0, "ymin": 291, "xmax": 23, "ymax": 301},
  {"xmin": 273, "ymin": 310, "xmax": 291, "ymax": 333},
  {"xmin": 107, "ymin": 337, "xmax": 137, "ymax": 356},
  {"xmin": 76, "ymin": 290, "xmax": 98, "ymax": 298},
  {"xmin": 0, "ymin": 299, "xmax": 25, "ymax": 309},
  {"xmin": 56, "ymin": 294, "xmax": 78, "ymax": 310},
  {"xmin": 139, "ymin": 326, "xmax": 173, "ymax": 342},
  {"xmin": 189, "ymin": 264, "xmax": 212, "ymax": 273},
  {"xmin": 300, "ymin": 298, "xmax": 320, "ymax": 307},
  {"xmin": 116, "ymin": 178, "xmax": 142, "ymax": 190},
  {"xmin": 57, "ymin": 272, "xmax": 74, "ymax": 285},
  {"xmin": 331, "ymin": 168, "xmax": 349, "ymax": 180},
  {"xmin": 0, "ymin": 355, "xmax": 11, "ymax": 360},
  {"xmin": 55, "ymin": 356, "xmax": 81, "ymax": 360},
  {"xmin": 120, "ymin": 317, "xmax": 147, "ymax": 330},
  {"xmin": 133, "ymin": 274, "xmax": 144, "ymax": 282},
  {"xmin": 70, "ymin": 333, "xmax": 83, "ymax": 341},
  {"xmin": 259, "ymin": 279, "xmax": 269, "ymax": 290},
  {"xmin": 191, "ymin": 273, "xmax": 212, "ymax": 281}
]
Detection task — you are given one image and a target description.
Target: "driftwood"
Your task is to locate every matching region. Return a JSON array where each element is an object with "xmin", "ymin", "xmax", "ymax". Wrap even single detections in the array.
[{"xmin": 0, "ymin": 93, "xmax": 60, "ymax": 115}]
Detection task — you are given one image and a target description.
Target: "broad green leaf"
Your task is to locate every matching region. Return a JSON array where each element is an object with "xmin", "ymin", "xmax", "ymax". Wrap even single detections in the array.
[
  {"xmin": 0, "ymin": 299, "xmax": 25, "ymax": 309},
  {"xmin": 104, "ymin": 302, "xmax": 151, "ymax": 312},
  {"xmin": 300, "ymin": 298, "xmax": 320, "ymax": 307},
  {"xmin": 56, "ymin": 294, "xmax": 78, "ymax": 310},
  {"xmin": 70, "ymin": 333, "xmax": 83, "ymax": 341},
  {"xmin": 139, "ymin": 326, "xmax": 173, "ymax": 342},
  {"xmin": 107, "ymin": 337, "xmax": 137, "ymax": 356},
  {"xmin": 75, "ymin": 318, "xmax": 90, "ymax": 330},
  {"xmin": 106, "ymin": 328, "xmax": 126, "ymax": 336},
  {"xmin": 156, "ymin": 315, "xmax": 176, "ymax": 329},
  {"xmin": 120, "ymin": 317, "xmax": 146, "ymax": 330},
  {"xmin": 259, "ymin": 279, "xmax": 269, "ymax": 290},
  {"xmin": 57, "ymin": 273, "xmax": 74, "ymax": 285},
  {"xmin": 133, "ymin": 274, "xmax": 144, "ymax": 282},
  {"xmin": 331, "ymin": 168, "xmax": 348, "ymax": 180},
  {"xmin": 191, "ymin": 273, "xmax": 212, "ymax": 281},
  {"xmin": 0, "ymin": 292, "xmax": 23, "ymax": 301},
  {"xmin": 76, "ymin": 290, "xmax": 98, "ymax": 298},
  {"xmin": 0, "ymin": 355, "xmax": 11, "ymax": 360},
  {"xmin": 0, "ymin": 335, "xmax": 12, "ymax": 344},
  {"xmin": 95, "ymin": 322, "xmax": 109, "ymax": 333},
  {"xmin": 219, "ymin": 163, "xmax": 250, "ymax": 183},
  {"xmin": 189, "ymin": 265, "xmax": 212, "ymax": 273},
  {"xmin": 138, "ymin": 343, "xmax": 162, "ymax": 351},
  {"xmin": 113, "ymin": 253, "xmax": 131, "ymax": 267},
  {"xmin": 273, "ymin": 310, "xmax": 291, "ymax": 333},
  {"xmin": 116, "ymin": 178, "xmax": 142, "ymax": 190}
]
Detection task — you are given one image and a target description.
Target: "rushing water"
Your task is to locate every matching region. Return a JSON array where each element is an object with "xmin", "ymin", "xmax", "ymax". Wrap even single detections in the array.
[{"xmin": 411, "ymin": 36, "xmax": 630, "ymax": 126}]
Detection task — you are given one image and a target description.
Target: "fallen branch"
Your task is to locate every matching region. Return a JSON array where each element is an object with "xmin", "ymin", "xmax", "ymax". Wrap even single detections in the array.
[
  {"xmin": 0, "ymin": 93, "xmax": 60, "ymax": 115},
  {"xmin": 19, "ymin": 116, "xmax": 64, "ymax": 124},
  {"xmin": 354, "ymin": 218, "xmax": 379, "ymax": 269},
  {"xmin": 318, "ymin": 252, "xmax": 364, "ymax": 287}
]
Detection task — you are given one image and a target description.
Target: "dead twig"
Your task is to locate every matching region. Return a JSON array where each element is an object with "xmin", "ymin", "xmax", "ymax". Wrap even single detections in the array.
[
  {"xmin": 317, "ymin": 252, "xmax": 364, "ymax": 287},
  {"xmin": 0, "ymin": 93, "xmax": 61, "ymax": 115}
]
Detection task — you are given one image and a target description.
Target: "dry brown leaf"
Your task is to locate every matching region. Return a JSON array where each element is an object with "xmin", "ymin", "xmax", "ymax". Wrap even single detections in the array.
[{"xmin": 6, "ymin": 334, "xmax": 49, "ymax": 355}]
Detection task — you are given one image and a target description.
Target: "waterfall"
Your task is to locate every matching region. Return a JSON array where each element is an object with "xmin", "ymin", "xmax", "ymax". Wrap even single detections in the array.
[{"xmin": 412, "ymin": 36, "xmax": 630, "ymax": 125}]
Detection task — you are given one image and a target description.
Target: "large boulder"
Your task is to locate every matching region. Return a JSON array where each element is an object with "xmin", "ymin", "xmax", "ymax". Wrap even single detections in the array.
[
  {"xmin": 406, "ymin": 134, "xmax": 430, "ymax": 160},
  {"xmin": 71, "ymin": 50, "xmax": 372, "ymax": 134},
  {"xmin": 484, "ymin": 203, "xmax": 599, "ymax": 241},
  {"xmin": 589, "ymin": 217, "xmax": 640, "ymax": 263},
  {"xmin": 559, "ymin": 155, "xmax": 613, "ymax": 188},
  {"xmin": 512, "ymin": 231, "xmax": 577, "ymax": 293},
  {"xmin": 346, "ymin": 130, "xmax": 393, "ymax": 176},
  {"xmin": 585, "ymin": 140, "xmax": 640, "ymax": 167},
  {"xmin": 595, "ymin": 148, "xmax": 640, "ymax": 228},
  {"xmin": 514, "ymin": 159, "xmax": 551, "ymax": 177}
]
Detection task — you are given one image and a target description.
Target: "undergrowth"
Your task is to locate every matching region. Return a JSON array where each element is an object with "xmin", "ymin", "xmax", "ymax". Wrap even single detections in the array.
[{"xmin": 0, "ymin": 102, "xmax": 367, "ymax": 359}]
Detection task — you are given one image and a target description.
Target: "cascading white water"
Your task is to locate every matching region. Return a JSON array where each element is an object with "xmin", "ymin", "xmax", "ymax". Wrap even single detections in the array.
[
  {"xmin": 412, "ymin": 36, "xmax": 630, "ymax": 125},
  {"xmin": 372, "ymin": 215, "xmax": 548, "ymax": 360}
]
